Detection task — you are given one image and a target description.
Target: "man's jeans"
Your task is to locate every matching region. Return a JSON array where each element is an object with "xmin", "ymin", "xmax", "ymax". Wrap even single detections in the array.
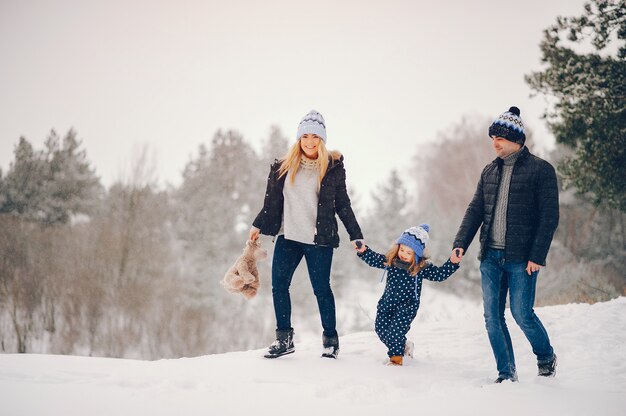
[
  {"xmin": 272, "ymin": 235, "xmax": 337, "ymax": 337},
  {"xmin": 480, "ymin": 248, "xmax": 555, "ymax": 379}
]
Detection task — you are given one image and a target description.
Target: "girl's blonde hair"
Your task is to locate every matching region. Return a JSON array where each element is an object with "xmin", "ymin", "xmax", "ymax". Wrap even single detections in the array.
[
  {"xmin": 278, "ymin": 138, "xmax": 340, "ymax": 187},
  {"xmin": 385, "ymin": 244, "xmax": 429, "ymax": 276}
]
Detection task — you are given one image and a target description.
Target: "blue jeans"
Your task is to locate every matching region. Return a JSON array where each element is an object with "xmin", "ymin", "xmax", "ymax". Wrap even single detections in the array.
[
  {"xmin": 480, "ymin": 248, "xmax": 554, "ymax": 379},
  {"xmin": 272, "ymin": 236, "xmax": 337, "ymax": 337}
]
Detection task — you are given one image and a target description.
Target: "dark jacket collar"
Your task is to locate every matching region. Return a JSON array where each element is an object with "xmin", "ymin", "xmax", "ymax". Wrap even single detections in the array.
[{"xmin": 495, "ymin": 146, "xmax": 529, "ymax": 167}]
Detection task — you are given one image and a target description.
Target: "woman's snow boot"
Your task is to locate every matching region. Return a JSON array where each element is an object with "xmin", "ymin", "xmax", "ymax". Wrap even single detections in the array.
[
  {"xmin": 264, "ymin": 328, "xmax": 295, "ymax": 358},
  {"xmin": 321, "ymin": 333, "xmax": 339, "ymax": 359}
]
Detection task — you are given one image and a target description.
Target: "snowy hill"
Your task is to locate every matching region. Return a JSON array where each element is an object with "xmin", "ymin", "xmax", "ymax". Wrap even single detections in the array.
[{"xmin": 1, "ymin": 296, "xmax": 625, "ymax": 416}]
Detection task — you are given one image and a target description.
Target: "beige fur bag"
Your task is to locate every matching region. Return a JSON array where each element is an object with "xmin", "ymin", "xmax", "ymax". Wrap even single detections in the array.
[{"xmin": 221, "ymin": 240, "xmax": 268, "ymax": 299}]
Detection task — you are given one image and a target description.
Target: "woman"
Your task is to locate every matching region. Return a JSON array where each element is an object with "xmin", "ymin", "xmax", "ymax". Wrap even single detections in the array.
[{"xmin": 249, "ymin": 109, "xmax": 363, "ymax": 359}]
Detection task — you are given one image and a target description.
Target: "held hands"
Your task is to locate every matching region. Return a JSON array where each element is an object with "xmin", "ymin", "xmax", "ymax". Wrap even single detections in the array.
[
  {"xmin": 450, "ymin": 248, "xmax": 464, "ymax": 264},
  {"xmin": 353, "ymin": 240, "xmax": 366, "ymax": 253},
  {"xmin": 450, "ymin": 247, "xmax": 541, "ymax": 275},
  {"xmin": 249, "ymin": 226, "xmax": 260, "ymax": 241}
]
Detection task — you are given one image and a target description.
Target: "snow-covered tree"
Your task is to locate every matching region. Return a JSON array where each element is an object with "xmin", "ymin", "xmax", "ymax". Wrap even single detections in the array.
[
  {"xmin": 261, "ymin": 125, "xmax": 290, "ymax": 167},
  {"xmin": 363, "ymin": 169, "xmax": 412, "ymax": 251},
  {"xmin": 526, "ymin": 0, "xmax": 626, "ymax": 211},
  {"xmin": 43, "ymin": 130, "xmax": 102, "ymax": 224},
  {"xmin": 0, "ymin": 137, "xmax": 47, "ymax": 221},
  {"xmin": 175, "ymin": 130, "xmax": 262, "ymax": 270},
  {"xmin": 0, "ymin": 131, "xmax": 101, "ymax": 224},
  {"xmin": 172, "ymin": 130, "xmax": 278, "ymax": 353}
]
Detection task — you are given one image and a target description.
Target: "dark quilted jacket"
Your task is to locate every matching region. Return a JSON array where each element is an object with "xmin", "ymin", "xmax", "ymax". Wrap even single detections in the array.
[
  {"xmin": 453, "ymin": 147, "xmax": 559, "ymax": 265},
  {"xmin": 252, "ymin": 155, "xmax": 363, "ymax": 248}
]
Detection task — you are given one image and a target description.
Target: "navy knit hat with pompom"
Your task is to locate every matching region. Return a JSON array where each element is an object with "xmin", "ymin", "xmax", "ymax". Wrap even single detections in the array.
[
  {"xmin": 396, "ymin": 224, "xmax": 430, "ymax": 259},
  {"xmin": 488, "ymin": 106, "xmax": 526, "ymax": 145}
]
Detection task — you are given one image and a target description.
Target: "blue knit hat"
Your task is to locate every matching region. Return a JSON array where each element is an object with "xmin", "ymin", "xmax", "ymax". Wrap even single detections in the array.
[
  {"xmin": 296, "ymin": 110, "xmax": 327, "ymax": 143},
  {"xmin": 488, "ymin": 106, "xmax": 526, "ymax": 145},
  {"xmin": 396, "ymin": 224, "xmax": 430, "ymax": 259}
]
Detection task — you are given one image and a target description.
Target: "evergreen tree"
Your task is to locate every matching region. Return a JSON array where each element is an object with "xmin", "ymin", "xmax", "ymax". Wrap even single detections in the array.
[
  {"xmin": 0, "ymin": 130, "xmax": 101, "ymax": 224},
  {"xmin": 0, "ymin": 168, "xmax": 4, "ymax": 207},
  {"xmin": 364, "ymin": 169, "xmax": 411, "ymax": 250},
  {"xmin": 261, "ymin": 125, "xmax": 290, "ymax": 167},
  {"xmin": 206, "ymin": 129, "xmax": 261, "ymax": 243},
  {"xmin": 525, "ymin": 0, "xmax": 626, "ymax": 211},
  {"xmin": 175, "ymin": 130, "xmax": 260, "ymax": 272},
  {"xmin": 43, "ymin": 129, "xmax": 101, "ymax": 224},
  {"xmin": 0, "ymin": 137, "xmax": 47, "ymax": 221}
]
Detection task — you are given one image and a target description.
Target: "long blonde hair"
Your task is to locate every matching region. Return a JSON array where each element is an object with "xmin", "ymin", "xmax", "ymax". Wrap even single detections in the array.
[
  {"xmin": 385, "ymin": 244, "xmax": 429, "ymax": 276},
  {"xmin": 278, "ymin": 139, "xmax": 340, "ymax": 187}
]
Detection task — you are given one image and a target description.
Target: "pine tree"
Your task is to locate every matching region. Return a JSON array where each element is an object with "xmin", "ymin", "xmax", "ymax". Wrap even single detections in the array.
[
  {"xmin": 261, "ymin": 125, "xmax": 290, "ymax": 167},
  {"xmin": 43, "ymin": 129, "xmax": 101, "ymax": 224},
  {"xmin": 0, "ymin": 137, "xmax": 47, "ymax": 221},
  {"xmin": 525, "ymin": 0, "xmax": 626, "ymax": 211},
  {"xmin": 364, "ymin": 169, "xmax": 411, "ymax": 250},
  {"xmin": 175, "ymin": 130, "xmax": 261, "ymax": 273},
  {"xmin": 0, "ymin": 169, "xmax": 4, "ymax": 207},
  {"xmin": 0, "ymin": 130, "xmax": 101, "ymax": 224}
]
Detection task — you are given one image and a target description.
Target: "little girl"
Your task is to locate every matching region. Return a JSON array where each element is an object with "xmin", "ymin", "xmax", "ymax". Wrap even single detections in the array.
[{"xmin": 356, "ymin": 224, "xmax": 462, "ymax": 366}]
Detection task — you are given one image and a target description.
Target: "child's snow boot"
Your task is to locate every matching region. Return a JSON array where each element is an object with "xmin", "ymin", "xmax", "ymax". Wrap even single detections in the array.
[
  {"xmin": 387, "ymin": 356, "xmax": 403, "ymax": 366},
  {"xmin": 538, "ymin": 354, "xmax": 557, "ymax": 377},
  {"xmin": 264, "ymin": 328, "xmax": 295, "ymax": 358},
  {"xmin": 404, "ymin": 340, "xmax": 414, "ymax": 359},
  {"xmin": 321, "ymin": 333, "xmax": 339, "ymax": 359}
]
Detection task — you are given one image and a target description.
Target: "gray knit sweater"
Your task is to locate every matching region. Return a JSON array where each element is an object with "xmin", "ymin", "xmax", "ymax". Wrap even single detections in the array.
[
  {"xmin": 488, "ymin": 147, "xmax": 524, "ymax": 249},
  {"xmin": 281, "ymin": 156, "xmax": 320, "ymax": 244}
]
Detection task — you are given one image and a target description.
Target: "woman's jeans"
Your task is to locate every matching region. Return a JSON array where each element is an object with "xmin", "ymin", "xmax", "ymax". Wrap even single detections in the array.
[
  {"xmin": 272, "ymin": 235, "xmax": 337, "ymax": 337},
  {"xmin": 480, "ymin": 248, "xmax": 554, "ymax": 379}
]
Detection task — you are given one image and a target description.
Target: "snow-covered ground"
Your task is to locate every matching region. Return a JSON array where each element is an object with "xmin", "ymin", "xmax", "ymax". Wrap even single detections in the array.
[{"xmin": 1, "ymin": 295, "xmax": 625, "ymax": 416}]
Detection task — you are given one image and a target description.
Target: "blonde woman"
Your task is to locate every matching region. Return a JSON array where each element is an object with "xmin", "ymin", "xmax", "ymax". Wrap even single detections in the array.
[{"xmin": 249, "ymin": 110, "xmax": 363, "ymax": 359}]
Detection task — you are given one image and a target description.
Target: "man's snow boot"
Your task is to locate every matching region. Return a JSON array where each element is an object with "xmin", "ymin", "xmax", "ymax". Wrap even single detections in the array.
[
  {"xmin": 538, "ymin": 354, "xmax": 557, "ymax": 377},
  {"xmin": 494, "ymin": 376, "xmax": 517, "ymax": 383},
  {"xmin": 494, "ymin": 373, "xmax": 518, "ymax": 383},
  {"xmin": 264, "ymin": 328, "xmax": 295, "ymax": 359},
  {"xmin": 321, "ymin": 333, "xmax": 339, "ymax": 359}
]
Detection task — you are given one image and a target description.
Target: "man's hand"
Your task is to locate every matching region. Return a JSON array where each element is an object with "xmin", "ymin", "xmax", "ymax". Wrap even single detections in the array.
[
  {"xmin": 451, "ymin": 248, "xmax": 464, "ymax": 264},
  {"xmin": 526, "ymin": 261, "xmax": 542, "ymax": 275}
]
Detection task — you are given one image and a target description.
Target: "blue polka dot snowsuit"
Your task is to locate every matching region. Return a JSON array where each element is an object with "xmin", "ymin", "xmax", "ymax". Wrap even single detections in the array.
[{"xmin": 357, "ymin": 247, "xmax": 460, "ymax": 357}]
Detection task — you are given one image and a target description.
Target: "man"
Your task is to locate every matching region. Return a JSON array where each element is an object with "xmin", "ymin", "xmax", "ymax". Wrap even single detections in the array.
[{"xmin": 452, "ymin": 106, "xmax": 559, "ymax": 383}]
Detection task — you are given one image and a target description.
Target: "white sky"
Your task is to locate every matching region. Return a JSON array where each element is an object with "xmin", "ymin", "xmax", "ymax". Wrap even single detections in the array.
[{"xmin": 0, "ymin": 0, "xmax": 587, "ymax": 206}]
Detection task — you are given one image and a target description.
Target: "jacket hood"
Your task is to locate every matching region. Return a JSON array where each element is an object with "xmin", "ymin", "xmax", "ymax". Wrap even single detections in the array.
[{"xmin": 328, "ymin": 151, "xmax": 344, "ymax": 170}]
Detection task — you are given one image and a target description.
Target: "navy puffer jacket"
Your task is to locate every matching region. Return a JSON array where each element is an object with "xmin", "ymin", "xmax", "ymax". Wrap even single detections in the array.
[
  {"xmin": 453, "ymin": 147, "xmax": 559, "ymax": 265},
  {"xmin": 252, "ymin": 154, "xmax": 363, "ymax": 248}
]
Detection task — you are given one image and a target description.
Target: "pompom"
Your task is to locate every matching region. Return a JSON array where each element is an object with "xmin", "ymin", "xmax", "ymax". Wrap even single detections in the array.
[{"xmin": 508, "ymin": 106, "xmax": 521, "ymax": 116}]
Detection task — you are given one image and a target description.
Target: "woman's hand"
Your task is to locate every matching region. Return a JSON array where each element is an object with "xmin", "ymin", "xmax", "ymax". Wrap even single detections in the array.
[
  {"xmin": 353, "ymin": 240, "xmax": 366, "ymax": 253},
  {"xmin": 249, "ymin": 226, "xmax": 260, "ymax": 241}
]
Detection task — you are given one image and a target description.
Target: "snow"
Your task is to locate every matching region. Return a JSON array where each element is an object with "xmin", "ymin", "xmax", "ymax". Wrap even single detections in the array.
[{"xmin": 1, "ymin": 296, "xmax": 625, "ymax": 416}]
